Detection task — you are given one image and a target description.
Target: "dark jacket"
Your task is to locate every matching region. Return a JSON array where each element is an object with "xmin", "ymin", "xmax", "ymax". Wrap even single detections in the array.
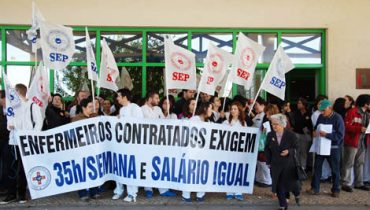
[
  {"xmin": 44, "ymin": 104, "xmax": 70, "ymax": 130},
  {"xmin": 265, "ymin": 129, "xmax": 298, "ymax": 193},
  {"xmin": 0, "ymin": 107, "xmax": 10, "ymax": 143},
  {"xmin": 314, "ymin": 111, "xmax": 344, "ymax": 148}
]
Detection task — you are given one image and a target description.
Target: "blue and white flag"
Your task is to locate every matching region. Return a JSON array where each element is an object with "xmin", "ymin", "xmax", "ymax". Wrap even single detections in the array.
[
  {"xmin": 85, "ymin": 28, "xmax": 98, "ymax": 82},
  {"xmin": 39, "ymin": 21, "xmax": 75, "ymax": 70},
  {"xmin": 259, "ymin": 45, "xmax": 294, "ymax": 100},
  {"xmin": 3, "ymin": 73, "xmax": 22, "ymax": 122}
]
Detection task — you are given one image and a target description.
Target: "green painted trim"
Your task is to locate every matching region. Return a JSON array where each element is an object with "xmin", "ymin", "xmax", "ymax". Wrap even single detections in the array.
[
  {"xmin": 117, "ymin": 63, "xmax": 144, "ymax": 67},
  {"xmin": 232, "ymin": 31, "xmax": 238, "ymax": 97},
  {"xmin": 277, "ymin": 32, "xmax": 282, "ymax": 46},
  {"xmin": 145, "ymin": 63, "xmax": 165, "ymax": 67},
  {"xmin": 1, "ymin": 28, "xmax": 5, "ymax": 89},
  {"xmin": 49, "ymin": 69, "xmax": 54, "ymax": 93},
  {"xmin": 95, "ymin": 30, "xmax": 101, "ymax": 95},
  {"xmin": 142, "ymin": 31, "xmax": 147, "ymax": 97},
  {"xmin": 320, "ymin": 31, "xmax": 327, "ymax": 95}
]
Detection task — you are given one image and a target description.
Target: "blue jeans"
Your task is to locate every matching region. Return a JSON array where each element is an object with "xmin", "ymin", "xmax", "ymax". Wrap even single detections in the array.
[{"xmin": 311, "ymin": 148, "xmax": 341, "ymax": 193}]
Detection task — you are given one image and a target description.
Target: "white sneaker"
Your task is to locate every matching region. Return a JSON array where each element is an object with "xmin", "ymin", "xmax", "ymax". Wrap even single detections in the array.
[
  {"xmin": 112, "ymin": 194, "xmax": 122, "ymax": 200},
  {"xmin": 123, "ymin": 195, "xmax": 136, "ymax": 203}
]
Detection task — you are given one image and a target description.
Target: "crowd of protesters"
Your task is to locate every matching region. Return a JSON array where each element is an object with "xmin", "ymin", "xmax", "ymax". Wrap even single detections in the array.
[{"xmin": 0, "ymin": 85, "xmax": 369, "ymax": 209}]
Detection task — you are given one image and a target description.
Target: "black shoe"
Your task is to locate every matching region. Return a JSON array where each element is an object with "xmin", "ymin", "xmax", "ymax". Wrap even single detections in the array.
[
  {"xmin": 331, "ymin": 191, "xmax": 340, "ymax": 198},
  {"xmin": 295, "ymin": 197, "xmax": 300, "ymax": 206},
  {"xmin": 341, "ymin": 185, "xmax": 353, "ymax": 192},
  {"xmin": 0, "ymin": 195, "xmax": 17, "ymax": 205},
  {"xmin": 354, "ymin": 185, "xmax": 370, "ymax": 191}
]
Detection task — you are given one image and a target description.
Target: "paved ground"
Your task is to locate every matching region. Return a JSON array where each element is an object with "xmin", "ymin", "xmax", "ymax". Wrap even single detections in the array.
[{"xmin": 1, "ymin": 180, "xmax": 370, "ymax": 209}]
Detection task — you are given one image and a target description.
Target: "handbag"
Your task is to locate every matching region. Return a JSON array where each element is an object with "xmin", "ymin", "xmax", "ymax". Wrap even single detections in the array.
[{"xmin": 294, "ymin": 149, "xmax": 308, "ymax": 181}]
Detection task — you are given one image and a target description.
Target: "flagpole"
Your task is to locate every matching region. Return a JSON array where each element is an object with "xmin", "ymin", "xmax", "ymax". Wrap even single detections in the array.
[
  {"xmin": 192, "ymin": 91, "xmax": 200, "ymax": 117},
  {"xmin": 91, "ymin": 78, "xmax": 96, "ymax": 113},
  {"xmin": 166, "ymin": 88, "xmax": 170, "ymax": 118},
  {"xmin": 222, "ymin": 96, "xmax": 227, "ymax": 112},
  {"xmin": 248, "ymin": 85, "xmax": 263, "ymax": 116}
]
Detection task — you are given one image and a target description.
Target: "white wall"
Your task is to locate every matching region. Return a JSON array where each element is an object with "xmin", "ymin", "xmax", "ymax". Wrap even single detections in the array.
[{"xmin": 1, "ymin": 0, "xmax": 370, "ymax": 100}]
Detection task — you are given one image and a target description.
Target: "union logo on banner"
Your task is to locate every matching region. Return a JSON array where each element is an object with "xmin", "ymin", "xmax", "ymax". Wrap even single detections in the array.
[
  {"xmin": 170, "ymin": 52, "xmax": 192, "ymax": 71},
  {"xmin": 240, "ymin": 48, "xmax": 256, "ymax": 69},
  {"xmin": 46, "ymin": 29, "xmax": 71, "ymax": 52},
  {"xmin": 28, "ymin": 166, "xmax": 51, "ymax": 191},
  {"xmin": 207, "ymin": 53, "xmax": 224, "ymax": 75}
]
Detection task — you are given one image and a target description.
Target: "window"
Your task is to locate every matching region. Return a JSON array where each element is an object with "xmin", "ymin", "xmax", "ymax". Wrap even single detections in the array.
[
  {"xmin": 101, "ymin": 32, "xmax": 142, "ymax": 63},
  {"xmin": 282, "ymin": 34, "xmax": 321, "ymax": 64},
  {"xmin": 147, "ymin": 33, "xmax": 187, "ymax": 63},
  {"xmin": 6, "ymin": 30, "xmax": 42, "ymax": 62},
  {"xmin": 244, "ymin": 33, "xmax": 277, "ymax": 63},
  {"xmin": 192, "ymin": 33, "xmax": 233, "ymax": 63}
]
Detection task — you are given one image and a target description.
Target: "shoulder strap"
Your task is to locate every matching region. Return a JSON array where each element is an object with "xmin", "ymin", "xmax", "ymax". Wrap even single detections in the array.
[{"xmin": 30, "ymin": 102, "xmax": 35, "ymax": 129}]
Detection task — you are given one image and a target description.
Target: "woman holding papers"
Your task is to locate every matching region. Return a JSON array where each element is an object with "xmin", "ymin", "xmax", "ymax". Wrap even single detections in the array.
[
  {"xmin": 223, "ymin": 101, "xmax": 246, "ymax": 201},
  {"xmin": 265, "ymin": 114, "xmax": 299, "ymax": 210},
  {"xmin": 181, "ymin": 102, "xmax": 213, "ymax": 202}
]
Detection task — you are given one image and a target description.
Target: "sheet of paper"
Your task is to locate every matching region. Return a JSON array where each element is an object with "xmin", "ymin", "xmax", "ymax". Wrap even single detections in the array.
[
  {"xmin": 263, "ymin": 121, "xmax": 271, "ymax": 133},
  {"xmin": 366, "ymin": 123, "xmax": 370, "ymax": 134}
]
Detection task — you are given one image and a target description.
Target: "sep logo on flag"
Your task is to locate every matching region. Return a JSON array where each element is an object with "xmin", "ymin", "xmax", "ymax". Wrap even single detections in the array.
[
  {"xmin": 28, "ymin": 166, "xmax": 51, "ymax": 191},
  {"xmin": 46, "ymin": 29, "xmax": 71, "ymax": 63},
  {"xmin": 170, "ymin": 52, "xmax": 192, "ymax": 71},
  {"xmin": 240, "ymin": 48, "xmax": 256, "ymax": 69},
  {"xmin": 207, "ymin": 53, "xmax": 224, "ymax": 75}
]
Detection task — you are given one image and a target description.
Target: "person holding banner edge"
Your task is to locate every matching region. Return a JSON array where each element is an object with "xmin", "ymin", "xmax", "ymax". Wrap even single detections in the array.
[
  {"xmin": 141, "ymin": 91, "xmax": 177, "ymax": 198},
  {"xmin": 223, "ymin": 101, "xmax": 246, "ymax": 201},
  {"xmin": 113, "ymin": 88, "xmax": 144, "ymax": 202},
  {"xmin": 71, "ymin": 97, "xmax": 102, "ymax": 201},
  {"xmin": 182, "ymin": 102, "xmax": 213, "ymax": 202}
]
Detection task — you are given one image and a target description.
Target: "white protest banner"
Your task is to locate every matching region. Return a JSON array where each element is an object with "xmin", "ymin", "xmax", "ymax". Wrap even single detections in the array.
[
  {"xmin": 259, "ymin": 45, "xmax": 294, "ymax": 100},
  {"xmin": 27, "ymin": 63, "xmax": 50, "ymax": 117},
  {"xmin": 198, "ymin": 44, "xmax": 233, "ymax": 96},
  {"xmin": 229, "ymin": 32, "xmax": 265, "ymax": 90},
  {"xmin": 85, "ymin": 28, "xmax": 98, "ymax": 82},
  {"xmin": 26, "ymin": 1, "xmax": 45, "ymax": 53},
  {"xmin": 164, "ymin": 38, "xmax": 196, "ymax": 90},
  {"xmin": 99, "ymin": 39, "xmax": 120, "ymax": 91},
  {"xmin": 40, "ymin": 21, "xmax": 75, "ymax": 70},
  {"xmin": 17, "ymin": 116, "xmax": 260, "ymax": 199}
]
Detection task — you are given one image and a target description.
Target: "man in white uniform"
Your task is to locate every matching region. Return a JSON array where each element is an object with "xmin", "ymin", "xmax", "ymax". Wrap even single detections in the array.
[
  {"xmin": 112, "ymin": 88, "xmax": 143, "ymax": 202},
  {"xmin": 141, "ymin": 92, "xmax": 176, "ymax": 198}
]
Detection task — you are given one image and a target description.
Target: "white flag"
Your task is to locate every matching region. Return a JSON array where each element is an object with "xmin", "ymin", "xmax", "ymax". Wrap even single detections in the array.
[
  {"xmin": 26, "ymin": 1, "xmax": 45, "ymax": 53},
  {"xmin": 99, "ymin": 39, "xmax": 119, "ymax": 91},
  {"xmin": 230, "ymin": 32, "xmax": 265, "ymax": 89},
  {"xmin": 3, "ymin": 73, "xmax": 22, "ymax": 122},
  {"xmin": 164, "ymin": 38, "xmax": 196, "ymax": 90},
  {"xmin": 27, "ymin": 63, "xmax": 50, "ymax": 117},
  {"xmin": 217, "ymin": 70, "xmax": 233, "ymax": 98},
  {"xmin": 85, "ymin": 28, "xmax": 98, "ymax": 82},
  {"xmin": 259, "ymin": 45, "xmax": 294, "ymax": 100},
  {"xmin": 119, "ymin": 67, "xmax": 133, "ymax": 90},
  {"xmin": 198, "ymin": 44, "xmax": 233, "ymax": 96},
  {"xmin": 40, "ymin": 21, "xmax": 75, "ymax": 70}
]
